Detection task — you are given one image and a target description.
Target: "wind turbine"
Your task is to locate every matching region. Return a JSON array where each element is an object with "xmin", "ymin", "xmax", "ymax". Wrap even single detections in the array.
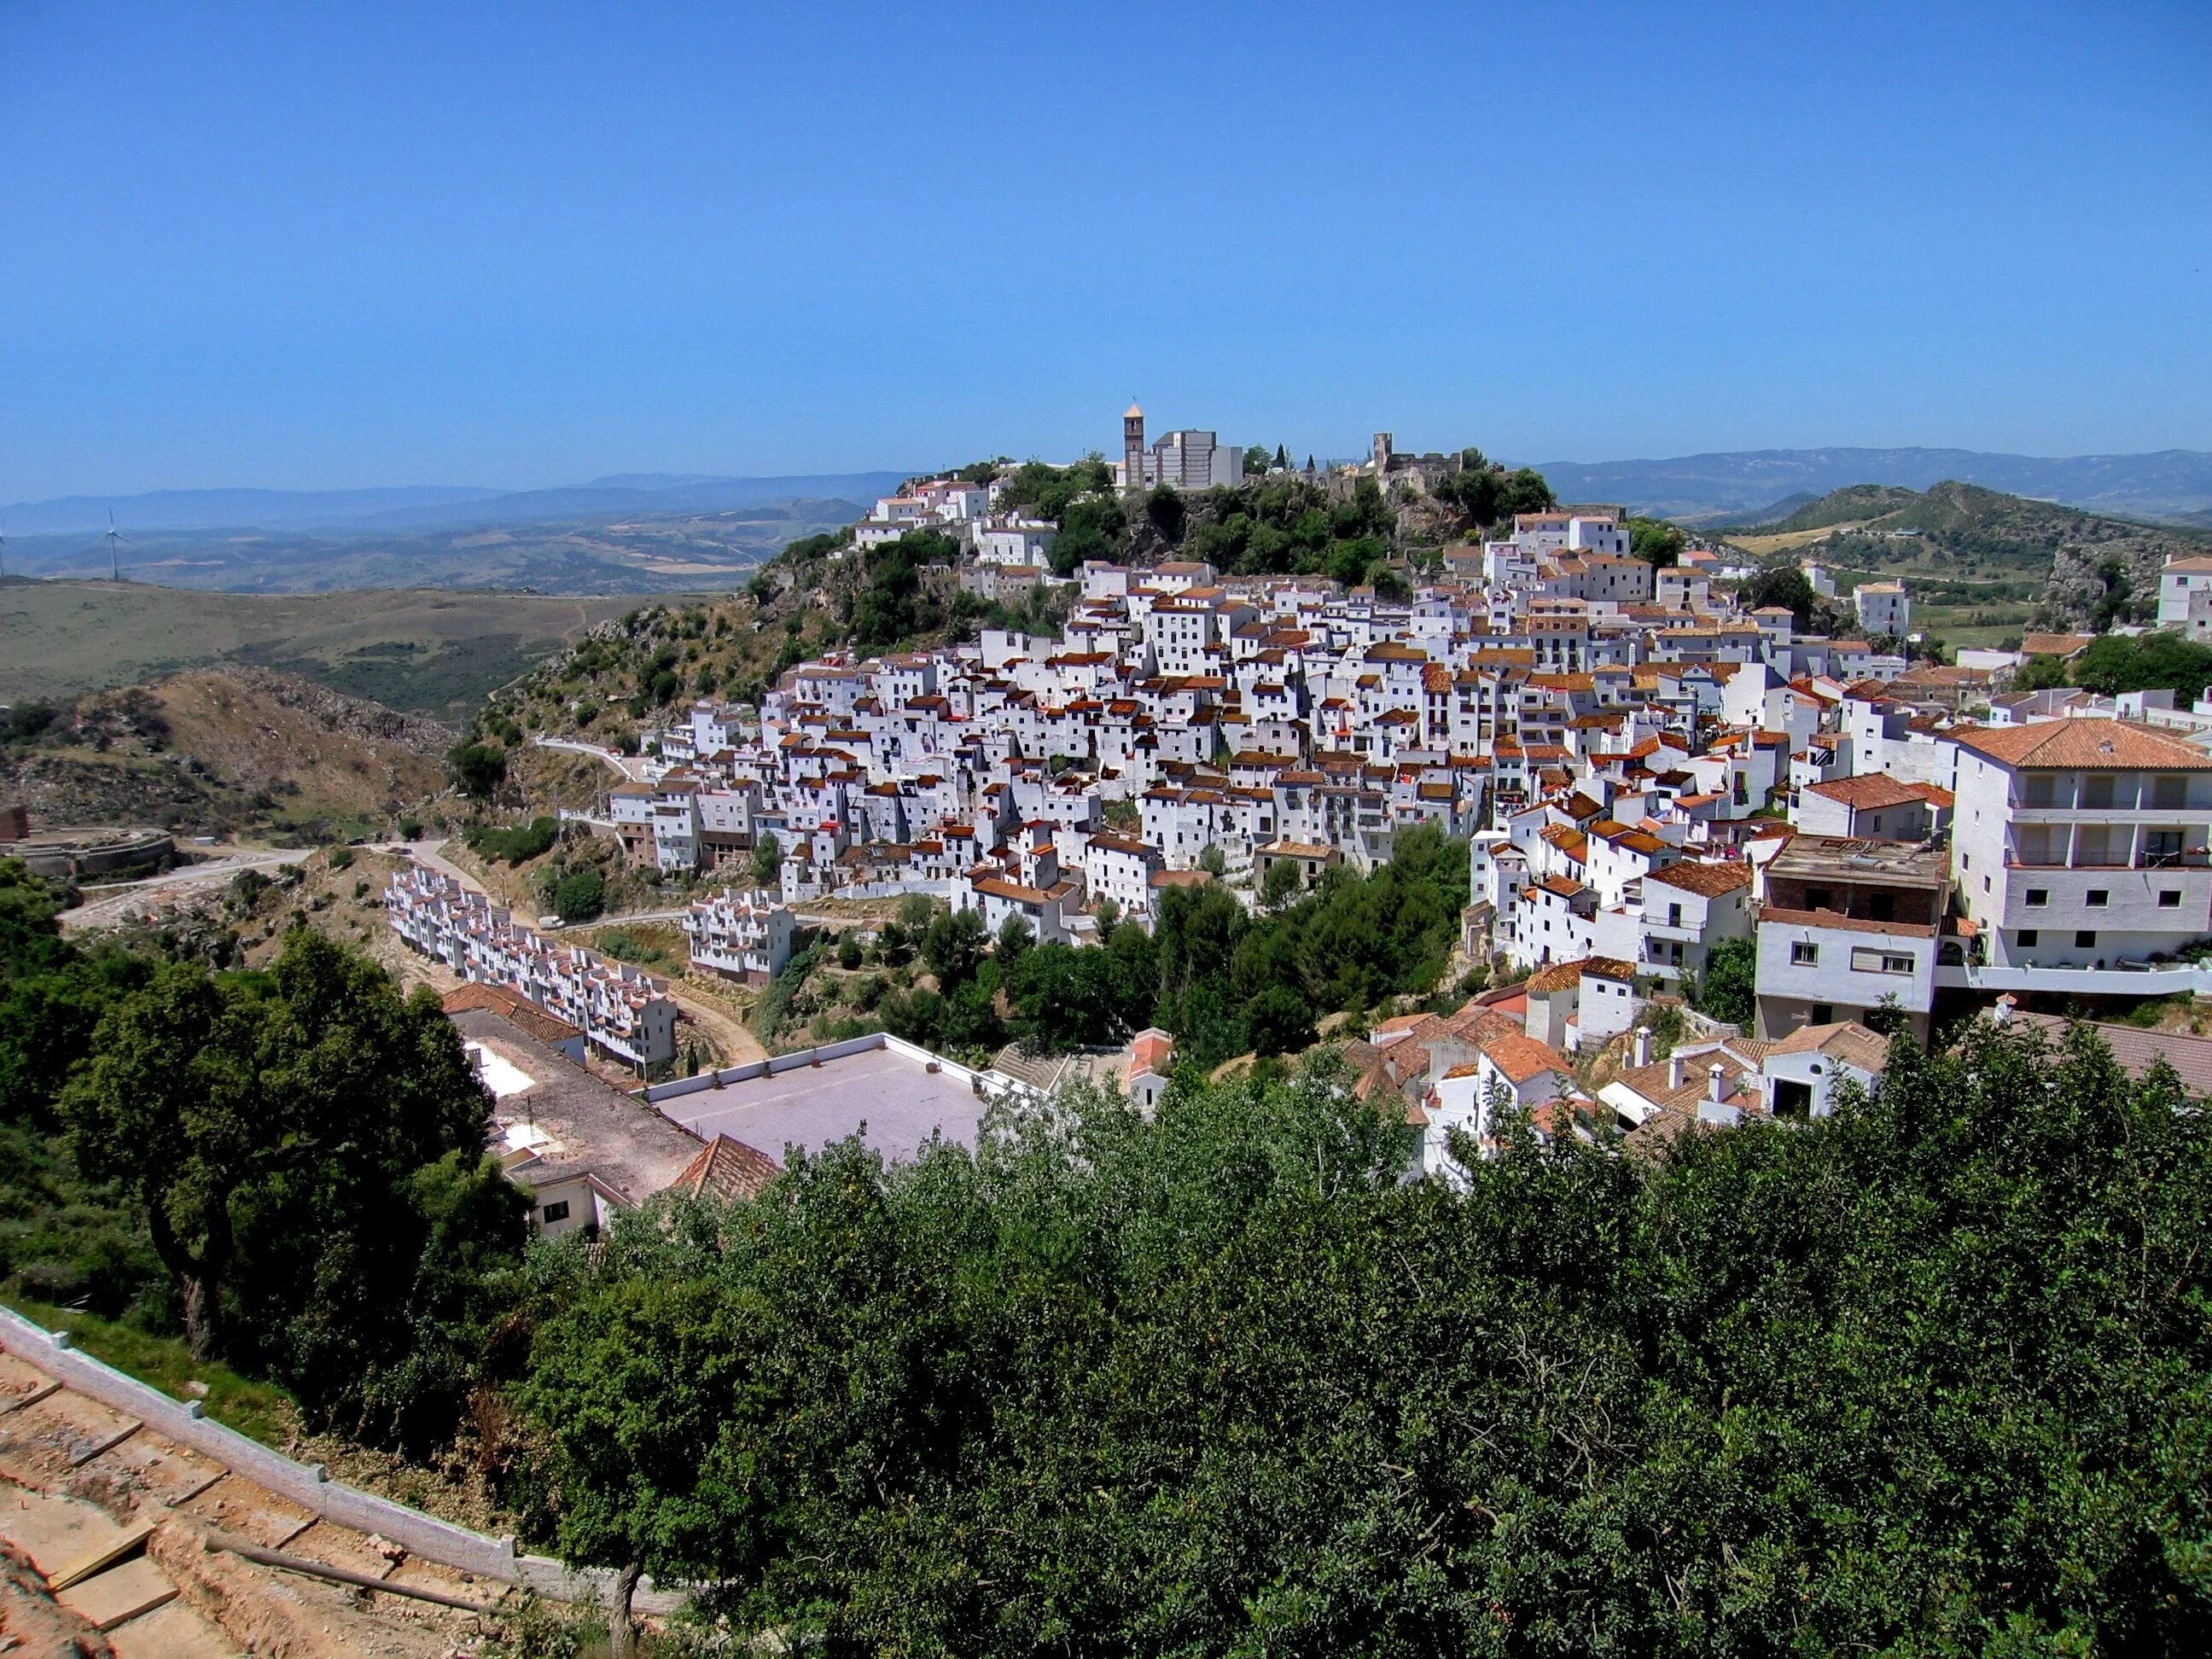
[{"xmin": 104, "ymin": 509, "xmax": 131, "ymax": 581}]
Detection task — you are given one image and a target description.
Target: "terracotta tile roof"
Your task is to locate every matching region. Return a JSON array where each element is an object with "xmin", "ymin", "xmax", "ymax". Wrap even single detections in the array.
[
  {"xmin": 1803, "ymin": 773, "xmax": 1926, "ymax": 810},
  {"xmin": 1644, "ymin": 859, "xmax": 1752, "ymax": 898},
  {"xmin": 1481, "ymin": 1033, "xmax": 1574, "ymax": 1086},
  {"xmin": 2010, "ymin": 1011, "xmax": 2212, "ymax": 1097},
  {"xmin": 1767, "ymin": 1021, "xmax": 1890, "ymax": 1071},
  {"xmin": 441, "ymin": 982, "xmax": 585, "ymax": 1045},
  {"xmin": 1951, "ymin": 718, "xmax": 2212, "ymax": 771},
  {"xmin": 672, "ymin": 1132, "xmax": 783, "ymax": 1202}
]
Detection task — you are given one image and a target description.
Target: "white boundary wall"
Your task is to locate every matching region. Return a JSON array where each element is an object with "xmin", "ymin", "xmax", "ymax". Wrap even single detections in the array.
[
  {"xmin": 639, "ymin": 1029, "xmax": 1038, "ymax": 1109},
  {"xmin": 0, "ymin": 1305, "xmax": 678, "ymax": 1611}
]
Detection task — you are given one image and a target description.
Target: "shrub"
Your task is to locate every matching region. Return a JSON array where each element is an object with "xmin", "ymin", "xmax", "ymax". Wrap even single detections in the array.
[{"xmin": 553, "ymin": 870, "xmax": 607, "ymax": 924}]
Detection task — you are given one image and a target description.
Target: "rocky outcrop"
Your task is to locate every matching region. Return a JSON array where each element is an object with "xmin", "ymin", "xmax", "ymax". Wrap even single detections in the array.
[
  {"xmin": 184, "ymin": 667, "xmax": 457, "ymax": 757},
  {"xmin": 2036, "ymin": 535, "xmax": 2180, "ymax": 632}
]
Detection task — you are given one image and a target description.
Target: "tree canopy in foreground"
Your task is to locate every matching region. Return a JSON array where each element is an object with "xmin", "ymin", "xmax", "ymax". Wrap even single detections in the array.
[{"xmin": 519, "ymin": 1025, "xmax": 2212, "ymax": 1654}]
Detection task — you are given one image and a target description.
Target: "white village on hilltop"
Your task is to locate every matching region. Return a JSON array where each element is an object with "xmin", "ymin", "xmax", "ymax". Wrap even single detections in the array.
[{"xmin": 385, "ymin": 408, "xmax": 2212, "ymax": 1222}]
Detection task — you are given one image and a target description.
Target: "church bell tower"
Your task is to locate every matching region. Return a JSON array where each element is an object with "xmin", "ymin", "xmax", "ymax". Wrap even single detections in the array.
[{"xmin": 1123, "ymin": 401, "xmax": 1145, "ymax": 492}]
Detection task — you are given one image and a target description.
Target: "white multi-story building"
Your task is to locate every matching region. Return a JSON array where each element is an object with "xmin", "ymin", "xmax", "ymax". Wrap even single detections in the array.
[
  {"xmin": 1950, "ymin": 719, "xmax": 2212, "ymax": 972},
  {"xmin": 1853, "ymin": 579, "xmax": 1910, "ymax": 637},
  {"xmin": 682, "ymin": 887, "xmax": 796, "ymax": 984},
  {"xmin": 387, "ymin": 866, "xmax": 678, "ymax": 1067},
  {"xmin": 976, "ymin": 521, "xmax": 1058, "ymax": 566},
  {"xmin": 2157, "ymin": 555, "xmax": 2212, "ymax": 637},
  {"xmin": 1081, "ymin": 830, "xmax": 1164, "ymax": 922},
  {"xmin": 1754, "ymin": 835, "xmax": 1952, "ymax": 1040},
  {"xmin": 1594, "ymin": 858, "xmax": 1754, "ymax": 987}
]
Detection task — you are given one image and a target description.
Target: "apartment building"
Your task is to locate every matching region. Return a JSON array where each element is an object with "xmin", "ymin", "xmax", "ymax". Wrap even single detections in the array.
[
  {"xmin": 387, "ymin": 866, "xmax": 678, "ymax": 1067},
  {"xmin": 2158, "ymin": 556, "xmax": 2212, "ymax": 637},
  {"xmin": 1755, "ymin": 835, "xmax": 1952, "ymax": 1040},
  {"xmin": 1951, "ymin": 719, "xmax": 2212, "ymax": 971},
  {"xmin": 681, "ymin": 887, "xmax": 796, "ymax": 984},
  {"xmin": 1853, "ymin": 579, "xmax": 1910, "ymax": 637}
]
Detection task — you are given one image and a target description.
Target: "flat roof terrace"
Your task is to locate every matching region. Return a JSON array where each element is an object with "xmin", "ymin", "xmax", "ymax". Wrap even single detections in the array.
[{"xmin": 652, "ymin": 1037, "xmax": 998, "ymax": 1166}]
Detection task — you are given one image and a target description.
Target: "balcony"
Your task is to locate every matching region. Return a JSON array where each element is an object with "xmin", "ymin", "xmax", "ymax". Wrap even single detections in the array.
[
  {"xmin": 1935, "ymin": 961, "xmax": 2212, "ymax": 996},
  {"xmin": 2006, "ymin": 851, "xmax": 2212, "ymax": 870}
]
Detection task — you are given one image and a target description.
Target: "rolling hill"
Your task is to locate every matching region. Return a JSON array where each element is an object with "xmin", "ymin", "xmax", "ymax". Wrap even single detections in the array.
[
  {"xmin": 1, "ymin": 665, "xmax": 452, "ymax": 838},
  {"xmin": 1525, "ymin": 447, "xmax": 2212, "ymax": 524},
  {"xmin": 1723, "ymin": 480, "xmax": 2212, "ymax": 634},
  {"xmin": 0, "ymin": 579, "xmax": 660, "ymax": 719}
]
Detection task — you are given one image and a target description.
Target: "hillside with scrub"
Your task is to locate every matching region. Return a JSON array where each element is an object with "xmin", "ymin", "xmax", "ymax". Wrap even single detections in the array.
[{"xmin": 1726, "ymin": 479, "xmax": 2212, "ymax": 641}]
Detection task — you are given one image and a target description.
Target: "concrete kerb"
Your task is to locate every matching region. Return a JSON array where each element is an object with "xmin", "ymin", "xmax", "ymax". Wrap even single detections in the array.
[{"xmin": 0, "ymin": 1305, "xmax": 682, "ymax": 1614}]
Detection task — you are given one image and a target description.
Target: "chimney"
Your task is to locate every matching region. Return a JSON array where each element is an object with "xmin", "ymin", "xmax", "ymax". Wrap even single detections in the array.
[
  {"xmin": 1668, "ymin": 1055, "xmax": 1685, "ymax": 1091},
  {"xmin": 1632, "ymin": 1026, "xmax": 1651, "ymax": 1068},
  {"xmin": 1707, "ymin": 1062, "xmax": 1726, "ymax": 1103}
]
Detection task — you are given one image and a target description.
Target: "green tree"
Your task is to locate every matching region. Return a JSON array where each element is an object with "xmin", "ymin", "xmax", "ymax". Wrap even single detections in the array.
[
  {"xmin": 1629, "ymin": 515, "xmax": 1686, "ymax": 568},
  {"xmin": 1260, "ymin": 856, "xmax": 1304, "ymax": 912},
  {"xmin": 2072, "ymin": 632, "xmax": 2212, "ymax": 703},
  {"xmin": 554, "ymin": 868, "xmax": 607, "ymax": 923},
  {"xmin": 59, "ymin": 931, "xmax": 509, "ymax": 1392},
  {"xmin": 1243, "ymin": 445, "xmax": 1271, "ymax": 477},
  {"xmin": 1741, "ymin": 566, "xmax": 1819, "ymax": 630},
  {"xmin": 1695, "ymin": 935, "xmax": 1757, "ymax": 1026},
  {"xmin": 519, "ymin": 1269, "xmax": 758, "ymax": 1658},
  {"xmin": 447, "ymin": 740, "xmax": 507, "ymax": 800},
  {"xmin": 751, "ymin": 831, "xmax": 783, "ymax": 887},
  {"xmin": 515, "ymin": 1022, "xmax": 2212, "ymax": 1652},
  {"xmin": 922, "ymin": 906, "xmax": 987, "ymax": 989},
  {"xmin": 994, "ymin": 911, "xmax": 1033, "ymax": 969}
]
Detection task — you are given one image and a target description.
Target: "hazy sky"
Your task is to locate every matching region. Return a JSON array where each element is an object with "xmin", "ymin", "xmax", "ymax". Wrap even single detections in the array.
[{"xmin": 3, "ymin": 1, "xmax": 2209, "ymax": 498}]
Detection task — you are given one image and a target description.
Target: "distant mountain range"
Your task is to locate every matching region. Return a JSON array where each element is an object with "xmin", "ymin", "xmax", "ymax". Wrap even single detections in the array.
[
  {"xmin": 1520, "ymin": 448, "xmax": 2212, "ymax": 525},
  {"xmin": 0, "ymin": 471, "xmax": 913, "ymax": 537}
]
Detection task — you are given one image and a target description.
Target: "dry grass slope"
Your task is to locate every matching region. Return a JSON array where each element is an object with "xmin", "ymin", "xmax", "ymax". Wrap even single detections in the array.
[{"xmin": 0, "ymin": 579, "xmax": 667, "ymax": 718}]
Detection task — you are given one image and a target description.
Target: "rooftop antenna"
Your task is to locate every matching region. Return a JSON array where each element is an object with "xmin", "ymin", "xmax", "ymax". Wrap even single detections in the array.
[{"xmin": 104, "ymin": 509, "xmax": 131, "ymax": 581}]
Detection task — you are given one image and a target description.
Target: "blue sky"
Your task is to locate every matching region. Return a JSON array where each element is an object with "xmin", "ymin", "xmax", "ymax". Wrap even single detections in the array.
[{"xmin": 3, "ymin": 0, "xmax": 2208, "ymax": 498}]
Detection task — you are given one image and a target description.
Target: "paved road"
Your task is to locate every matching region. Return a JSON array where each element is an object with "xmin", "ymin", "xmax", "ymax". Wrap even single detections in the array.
[{"xmin": 61, "ymin": 847, "xmax": 311, "ymax": 932}]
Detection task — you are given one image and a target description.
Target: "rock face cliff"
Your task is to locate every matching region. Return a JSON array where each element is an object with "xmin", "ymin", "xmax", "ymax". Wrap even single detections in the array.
[{"xmin": 2036, "ymin": 535, "xmax": 2186, "ymax": 633}]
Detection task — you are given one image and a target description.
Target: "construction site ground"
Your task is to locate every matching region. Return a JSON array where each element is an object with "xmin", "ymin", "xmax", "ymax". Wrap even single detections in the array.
[{"xmin": 0, "ymin": 1348, "xmax": 507, "ymax": 1657}]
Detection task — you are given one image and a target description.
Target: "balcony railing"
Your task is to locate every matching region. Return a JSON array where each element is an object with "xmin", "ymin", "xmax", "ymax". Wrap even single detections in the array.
[{"xmin": 2005, "ymin": 850, "xmax": 2212, "ymax": 870}]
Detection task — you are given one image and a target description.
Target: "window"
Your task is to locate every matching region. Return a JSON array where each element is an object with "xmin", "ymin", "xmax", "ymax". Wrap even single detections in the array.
[
  {"xmin": 2075, "ymin": 930, "xmax": 2097, "ymax": 949},
  {"xmin": 543, "ymin": 1201, "xmax": 571, "ymax": 1224},
  {"xmin": 2155, "ymin": 774, "xmax": 2188, "ymax": 809},
  {"xmin": 1812, "ymin": 1004, "xmax": 1835, "ymax": 1025},
  {"xmin": 2083, "ymin": 773, "xmax": 2116, "ymax": 809},
  {"xmin": 2018, "ymin": 928, "xmax": 2039, "ymax": 946},
  {"xmin": 1870, "ymin": 893, "xmax": 1895, "ymax": 922},
  {"xmin": 1852, "ymin": 947, "xmax": 1915, "ymax": 975},
  {"xmin": 2087, "ymin": 889, "xmax": 2110, "ymax": 908},
  {"xmin": 2023, "ymin": 774, "xmax": 2058, "ymax": 807},
  {"xmin": 1790, "ymin": 941, "xmax": 1819, "ymax": 966},
  {"xmin": 2161, "ymin": 889, "xmax": 2183, "ymax": 908},
  {"xmin": 1806, "ymin": 888, "xmax": 1833, "ymax": 911},
  {"xmin": 2025, "ymin": 888, "xmax": 2049, "ymax": 908}
]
